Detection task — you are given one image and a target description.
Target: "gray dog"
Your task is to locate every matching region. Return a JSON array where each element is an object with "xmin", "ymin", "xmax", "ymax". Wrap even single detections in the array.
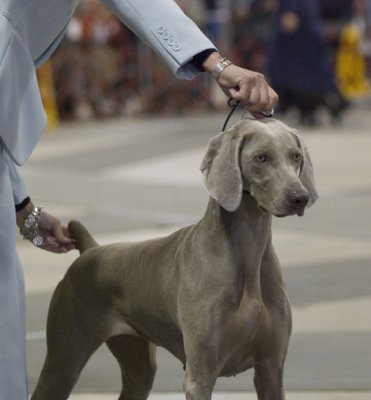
[{"xmin": 32, "ymin": 118, "xmax": 318, "ymax": 400}]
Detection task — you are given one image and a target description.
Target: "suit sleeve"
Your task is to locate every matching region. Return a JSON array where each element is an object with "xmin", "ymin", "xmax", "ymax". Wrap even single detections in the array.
[
  {"xmin": 100, "ymin": 0, "xmax": 216, "ymax": 79},
  {"xmin": 2, "ymin": 149, "xmax": 29, "ymax": 206}
]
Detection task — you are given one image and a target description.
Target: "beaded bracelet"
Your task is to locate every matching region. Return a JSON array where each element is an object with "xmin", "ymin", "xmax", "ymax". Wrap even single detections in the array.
[{"xmin": 20, "ymin": 205, "xmax": 44, "ymax": 246}]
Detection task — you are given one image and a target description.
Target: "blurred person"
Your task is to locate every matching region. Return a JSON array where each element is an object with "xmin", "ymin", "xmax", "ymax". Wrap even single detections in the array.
[
  {"xmin": 268, "ymin": 0, "xmax": 349, "ymax": 126},
  {"xmin": 177, "ymin": 0, "xmax": 206, "ymax": 28},
  {"xmin": 230, "ymin": 0, "xmax": 275, "ymax": 72},
  {"xmin": 318, "ymin": 0, "xmax": 352, "ymax": 61},
  {"xmin": 319, "ymin": 0, "xmax": 352, "ymax": 21},
  {"xmin": 57, "ymin": 2, "xmax": 139, "ymax": 119},
  {"xmin": 203, "ymin": 0, "xmax": 227, "ymax": 48},
  {"xmin": 0, "ymin": 0, "xmax": 278, "ymax": 398},
  {"xmin": 336, "ymin": 0, "xmax": 371, "ymax": 97}
]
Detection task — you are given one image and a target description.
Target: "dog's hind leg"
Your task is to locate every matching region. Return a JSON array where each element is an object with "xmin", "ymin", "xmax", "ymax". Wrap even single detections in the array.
[
  {"xmin": 31, "ymin": 279, "xmax": 111, "ymax": 400},
  {"xmin": 106, "ymin": 335, "xmax": 157, "ymax": 400}
]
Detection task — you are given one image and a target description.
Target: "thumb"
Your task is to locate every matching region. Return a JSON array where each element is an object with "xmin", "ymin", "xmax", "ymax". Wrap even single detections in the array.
[{"xmin": 51, "ymin": 221, "xmax": 74, "ymax": 245}]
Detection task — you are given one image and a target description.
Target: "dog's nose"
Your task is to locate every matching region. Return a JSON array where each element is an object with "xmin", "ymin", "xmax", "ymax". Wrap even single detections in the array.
[{"xmin": 288, "ymin": 192, "xmax": 309, "ymax": 209}]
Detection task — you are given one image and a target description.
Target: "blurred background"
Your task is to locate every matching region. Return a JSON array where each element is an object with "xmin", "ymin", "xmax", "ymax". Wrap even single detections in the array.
[{"xmin": 37, "ymin": 0, "xmax": 371, "ymax": 128}]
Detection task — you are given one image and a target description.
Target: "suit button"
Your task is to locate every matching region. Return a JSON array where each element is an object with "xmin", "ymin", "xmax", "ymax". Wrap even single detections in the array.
[
  {"xmin": 173, "ymin": 42, "xmax": 181, "ymax": 51},
  {"xmin": 158, "ymin": 26, "xmax": 166, "ymax": 34},
  {"xmin": 168, "ymin": 37, "xmax": 175, "ymax": 46},
  {"xmin": 162, "ymin": 31, "xmax": 170, "ymax": 40}
]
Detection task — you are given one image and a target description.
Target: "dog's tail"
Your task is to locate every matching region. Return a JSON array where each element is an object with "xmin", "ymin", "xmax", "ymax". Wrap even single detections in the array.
[{"xmin": 68, "ymin": 220, "xmax": 99, "ymax": 254}]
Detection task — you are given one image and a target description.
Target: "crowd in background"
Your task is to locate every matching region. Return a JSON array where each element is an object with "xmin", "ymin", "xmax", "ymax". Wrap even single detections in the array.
[{"xmin": 39, "ymin": 0, "xmax": 371, "ymax": 125}]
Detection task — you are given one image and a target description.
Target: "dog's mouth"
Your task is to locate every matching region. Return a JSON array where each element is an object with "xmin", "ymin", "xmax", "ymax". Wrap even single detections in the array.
[
  {"xmin": 276, "ymin": 210, "xmax": 305, "ymax": 218},
  {"xmin": 258, "ymin": 204, "xmax": 269, "ymax": 214},
  {"xmin": 277, "ymin": 207, "xmax": 305, "ymax": 218},
  {"xmin": 258, "ymin": 204, "xmax": 305, "ymax": 218},
  {"xmin": 255, "ymin": 189, "xmax": 307, "ymax": 217}
]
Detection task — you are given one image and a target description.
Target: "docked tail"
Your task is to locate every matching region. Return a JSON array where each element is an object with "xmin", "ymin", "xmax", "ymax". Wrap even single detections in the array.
[{"xmin": 68, "ymin": 220, "xmax": 98, "ymax": 254}]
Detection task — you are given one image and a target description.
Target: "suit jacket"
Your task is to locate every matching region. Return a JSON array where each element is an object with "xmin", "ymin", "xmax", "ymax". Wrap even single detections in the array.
[{"xmin": 0, "ymin": 0, "xmax": 215, "ymax": 203}]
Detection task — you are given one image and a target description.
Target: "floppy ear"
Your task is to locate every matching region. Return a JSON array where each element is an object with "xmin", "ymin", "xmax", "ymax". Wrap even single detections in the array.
[
  {"xmin": 292, "ymin": 130, "xmax": 319, "ymax": 207},
  {"xmin": 200, "ymin": 129, "xmax": 245, "ymax": 212}
]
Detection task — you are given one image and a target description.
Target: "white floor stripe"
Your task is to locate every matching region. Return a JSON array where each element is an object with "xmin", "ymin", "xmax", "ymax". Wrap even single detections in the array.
[
  {"xmin": 26, "ymin": 330, "xmax": 46, "ymax": 341},
  {"xmin": 66, "ymin": 392, "xmax": 371, "ymax": 400},
  {"xmin": 100, "ymin": 148, "xmax": 205, "ymax": 187},
  {"xmin": 26, "ymin": 294, "xmax": 371, "ymax": 342},
  {"xmin": 292, "ymin": 296, "xmax": 371, "ymax": 333},
  {"xmin": 273, "ymin": 230, "xmax": 371, "ymax": 269}
]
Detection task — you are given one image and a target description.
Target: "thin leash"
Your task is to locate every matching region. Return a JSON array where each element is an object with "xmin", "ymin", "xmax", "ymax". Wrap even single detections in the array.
[
  {"xmin": 222, "ymin": 98, "xmax": 240, "ymax": 131},
  {"xmin": 222, "ymin": 98, "xmax": 274, "ymax": 131}
]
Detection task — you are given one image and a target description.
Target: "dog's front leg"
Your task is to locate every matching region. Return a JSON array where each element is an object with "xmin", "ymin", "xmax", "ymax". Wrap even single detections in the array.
[
  {"xmin": 182, "ymin": 347, "xmax": 218, "ymax": 400},
  {"xmin": 253, "ymin": 360, "xmax": 285, "ymax": 400},
  {"xmin": 181, "ymin": 324, "xmax": 222, "ymax": 400}
]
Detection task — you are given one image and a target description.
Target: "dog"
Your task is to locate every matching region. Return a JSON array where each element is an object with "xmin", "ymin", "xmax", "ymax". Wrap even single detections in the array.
[{"xmin": 31, "ymin": 117, "xmax": 318, "ymax": 400}]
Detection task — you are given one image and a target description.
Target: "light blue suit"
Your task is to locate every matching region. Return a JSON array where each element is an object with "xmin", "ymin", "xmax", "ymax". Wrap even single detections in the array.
[{"xmin": 0, "ymin": 0, "xmax": 215, "ymax": 396}]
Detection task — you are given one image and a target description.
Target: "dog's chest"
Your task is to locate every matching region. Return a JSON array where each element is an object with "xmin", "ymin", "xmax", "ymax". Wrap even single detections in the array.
[
  {"xmin": 213, "ymin": 300, "xmax": 262, "ymax": 376},
  {"xmin": 217, "ymin": 290, "xmax": 282, "ymax": 377},
  {"xmin": 217, "ymin": 327, "xmax": 259, "ymax": 377},
  {"xmin": 221, "ymin": 352, "xmax": 255, "ymax": 377}
]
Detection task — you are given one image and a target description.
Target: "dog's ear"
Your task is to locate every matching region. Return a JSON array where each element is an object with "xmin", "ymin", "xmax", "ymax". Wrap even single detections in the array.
[
  {"xmin": 200, "ymin": 129, "xmax": 245, "ymax": 212},
  {"xmin": 292, "ymin": 130, "xmax": 319, "ymax": 207}
]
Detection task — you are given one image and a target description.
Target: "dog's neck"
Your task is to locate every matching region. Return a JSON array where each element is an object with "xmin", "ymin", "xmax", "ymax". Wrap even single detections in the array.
[
  {"xmin": 203, "ymin": 192, "xmax": 272, "ymax": 240},
  {"xmin": 201, "ymin": 193, "xmax": 272, "ymax": 297}
]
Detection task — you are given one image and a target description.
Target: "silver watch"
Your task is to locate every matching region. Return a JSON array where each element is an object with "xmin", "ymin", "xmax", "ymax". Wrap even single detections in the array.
[{"xmin": 211, "ymin": 58, "xmax": 233, "ymax": 80}]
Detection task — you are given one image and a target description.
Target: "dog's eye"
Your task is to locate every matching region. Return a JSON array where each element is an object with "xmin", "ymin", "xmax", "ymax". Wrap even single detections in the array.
[
  {"xmin": 255, "ymin": 154, "xmax": 267, "ymax": 163},
  {"xmin": 293, "ymin": 152, "xmax": 302, "ymax": 162}
]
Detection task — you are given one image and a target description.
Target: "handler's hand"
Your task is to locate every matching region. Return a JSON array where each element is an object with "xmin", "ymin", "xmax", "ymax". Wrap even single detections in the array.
[
  {"xmin": 216, "ymin": 64, "xmax": 278, "ymax": 115},
  {"xmin": 36, "ymin": 210, "xmax": 76, "ymax": 253},
  {"xmin": 16, "ymin": 203, "xmax": 75, "ymax": 253},
  {"xmin": 202, "ymin": 52, "xmax": 278, "ymax": 116}
]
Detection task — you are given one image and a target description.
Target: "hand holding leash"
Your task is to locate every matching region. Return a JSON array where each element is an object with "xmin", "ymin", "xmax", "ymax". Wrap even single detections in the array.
[
  {"xmin": 212, "ymin": 63, "xmax": 277, "ymax": 115},
  {"xmin": 201, "ymin": 52, "xmax": 278, "ymax": 118}
]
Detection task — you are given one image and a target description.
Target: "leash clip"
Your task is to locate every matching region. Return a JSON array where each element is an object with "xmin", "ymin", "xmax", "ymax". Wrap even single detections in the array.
[{"xmin": 259, "ymin": 108, "xmax": 274, "ymax": 118}]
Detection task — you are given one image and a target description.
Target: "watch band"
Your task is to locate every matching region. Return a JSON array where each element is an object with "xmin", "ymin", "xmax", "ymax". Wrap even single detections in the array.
[{"xmin": 211, "ymin": 58, "xmax": 233, "ymax": 79}]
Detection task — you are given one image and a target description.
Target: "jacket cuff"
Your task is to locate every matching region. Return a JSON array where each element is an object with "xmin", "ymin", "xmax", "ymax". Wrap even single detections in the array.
[{"xmin": 15, "ymin": 196, "xmax": 31, "ymax": 211}]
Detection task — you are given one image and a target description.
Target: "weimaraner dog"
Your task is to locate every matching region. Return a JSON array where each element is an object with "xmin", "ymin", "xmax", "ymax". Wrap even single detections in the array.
[{"xmin": 32, "ymin": 118, "xmax": 318, "ymax": 400}]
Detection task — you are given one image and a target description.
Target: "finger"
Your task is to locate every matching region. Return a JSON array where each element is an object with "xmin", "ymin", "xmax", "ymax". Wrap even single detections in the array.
[
  {"xmin": 62, "ymin": 226, "xmax": 73, "ymax": 239},
  {"xmin": 248, "ymin": 74, "xmax": 274, "ymax": 112},
  {"xmin": 228, "ymin": 75, "xmax": 252, "ymax": 102},
  {"xmin": 252, "ymin": 87, "xmax": 278, "ymax": 118},
  {"xmin": 248, "ymin": 85, "xmax": 263, "ymax": 112},
  {"xmin": 251, "ymin": 111, "xmax": 265, "ymax": 119},
  {"xmin": 230, "ymin": 75, "xmax": 266, "ymax": 111},
  {"xmin": 62, "ymin": 226, "xmax": 76, "ymax": 248},
  {"xmin": 257, "ymin": 78, "xmax": 270, "ymax": 110},
  {"xmin": 46, "ymin": 236, "xmax": 76, "ymax": 251},
  {"xmin": 267, "ymin": 86, "xmax": 279, "ymax": 109},
  {"xmin": 51, "ymin": 222, "xmax": 74, "ymax": 245},
  {"xmin": 42, "ymin": 236, "xmax": 75, "ymax": 253}
]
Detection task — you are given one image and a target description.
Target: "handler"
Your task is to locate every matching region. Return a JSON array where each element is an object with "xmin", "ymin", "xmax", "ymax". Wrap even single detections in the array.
[{"xmin": 0, "ymin": 0, "xmax": 278, "ymax": 397}]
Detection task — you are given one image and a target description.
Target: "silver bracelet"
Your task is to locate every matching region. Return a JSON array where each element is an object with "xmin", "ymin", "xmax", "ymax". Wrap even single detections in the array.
[
  {"xmin": 211, "ymin": 57, "xmax": 233, "ymax": 80},
  {"xmin": 20, "ymin": 205, "xmax": 44, "ymax": 246}
]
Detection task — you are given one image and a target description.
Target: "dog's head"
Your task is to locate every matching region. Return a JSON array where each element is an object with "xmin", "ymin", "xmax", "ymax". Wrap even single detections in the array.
[{"xmin": 200, "ymin": 118, "xmax": 318, "ymax": 217}]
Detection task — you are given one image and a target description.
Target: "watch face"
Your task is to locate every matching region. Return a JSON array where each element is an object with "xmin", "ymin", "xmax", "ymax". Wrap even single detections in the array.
[{"xmin": 212, "ymin": 59, "xmax": 232, "ymax": 79}]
